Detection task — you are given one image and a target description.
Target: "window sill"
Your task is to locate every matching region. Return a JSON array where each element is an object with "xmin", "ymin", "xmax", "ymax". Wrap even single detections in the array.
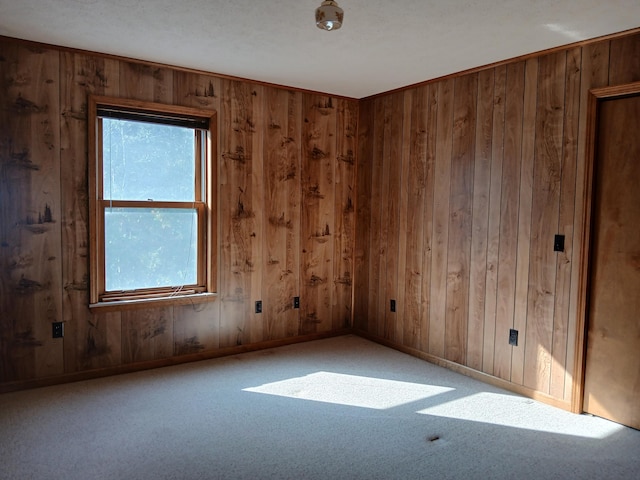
[{"xmin": 89, "ymin": 292, "xmax": 218, "ymax": 313}]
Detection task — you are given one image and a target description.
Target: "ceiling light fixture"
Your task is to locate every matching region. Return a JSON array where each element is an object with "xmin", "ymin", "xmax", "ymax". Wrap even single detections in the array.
[{"xmin": 315, "ymin": 1, "xmax": 344, "ymax": 31}]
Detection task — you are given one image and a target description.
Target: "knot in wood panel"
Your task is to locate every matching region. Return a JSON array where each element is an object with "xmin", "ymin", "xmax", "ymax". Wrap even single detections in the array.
[
  {"xmin": 222, "ymin": 146, "xmax": 247, "ymax": 164},
  {"xmin": 15, "ymin": 276, "xmax": 43, "ymax": 295},
  {"xmin": 337, "ymin": 151, "xmax": 354, "ymax": 165},
  {"xmin": 305, "ymin": 184, "xmax": 325, "ymax": 199},
  {"xmin": 310, "ymin": 146, "xmax": 327, "ymax": 160},
  {"xmin": 307, "ymin": 274, "xmax": 326, "ymax": 287}
]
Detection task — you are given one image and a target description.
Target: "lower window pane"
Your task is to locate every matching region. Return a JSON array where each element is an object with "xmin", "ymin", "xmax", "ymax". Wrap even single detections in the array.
[{"xmin": 105, "ymin": 207, "xmax": 197, "ymax": 291}]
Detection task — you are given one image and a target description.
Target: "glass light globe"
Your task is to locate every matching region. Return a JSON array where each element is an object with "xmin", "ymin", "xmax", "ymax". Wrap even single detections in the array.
[{"xmin": 316, "ymin": 1, "xmax": 344, "ymax": 31}]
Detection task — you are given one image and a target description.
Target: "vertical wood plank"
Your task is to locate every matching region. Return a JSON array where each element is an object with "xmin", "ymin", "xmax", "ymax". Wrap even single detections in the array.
[
  {"xmin": 420, "ymin": 84, "xmax": 438, "ymax": 352},
  {"xmin": 119, "ymin": 62, "xmax": 174, "ymax": 103},
  {"xmin": 494, "ymin": 62, "xmax": 525, "ymax": 380},
  {"xmin": 353, "ymin": 99, "xmax": 374, "ymax": 331},
  {"xmin": 395, "ymin": 92, "xmax": 411, "ymax": 343},
  {"xmin": 403, "ymin": 87, "xmax": 429, "ymax": 349},
  {"xmin": 173, "ymin": 72, "xmax": 221, "ymax": 111},
  {"xmin": 122, "ymin": 307, "xmax": 173, "ymax": 363},
  {"xmin": 377, "ymin": 96, "xmax": 393, "ymax": 338},
  {"xmin": 286, "ymin": 93, "xmax": 303, "ymax": 337},
  {"xmin": 429, "ymin": 78, "xmax": 454, "ymax": 358},
  {"xmin": 482, "ymin": 65, "xmax": 506, "ymax": 375},
  {"xmin": 511, "ymin": 57, "xmax": 539, "ymax": 386},
  {"xmin": 249, "ymin": 85, "xmax": 265, "ymax": 344},
  {"xmin": 174, "ymin": 301, "xmax": 220, "ymax": 355},
  {"xmin": 524, "ymin": 51, "xmax": 566, "ymax": 394},
  {"xmin": 301, "ymin": 94, "xmax": 336, "ymax": 334},
  {"xmin": 367, "ymin": 97, "xmax": 385, "ymax": 336},
  {"xmin": 263, "ymin": 86, "xmax": 288, "ymax": 340},
  {"xmin": 549, "ymin": 47, "xmax": 581, "ymax": 399},
  {"xmin": 333, "ymin": 98, "xmax": 357, "ymax": 330},
  {"xmin": 382, "ymin": 93, "xmax": 403, "ymax": 341},
  {"xmin": 608, "ymin": 33, "xmax": 640, "ymax": 85},
  {"xmin": 467, "ymin": 68, "xmax": 494, "ymax": 370},
  {"xmin": 76, "ymin": 311, "xmax": 122, "ymax": 370},
  {"xmin": 219, "ymin": 80, "xmax": 255, "ymax": 347},
  {"xmin": 263, "ymin": 88, "xmax": 301, "ymax": 340},
  {"xmin": 445, "ymin": 74, "xmax": 477, "ymax": 364}
]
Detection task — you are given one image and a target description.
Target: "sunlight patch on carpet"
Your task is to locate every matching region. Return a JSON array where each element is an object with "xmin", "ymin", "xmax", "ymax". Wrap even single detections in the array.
[
  {"xmin": 243, "ymin": 371, "xmax": 454, "ymax": 409},
  {"xmin": 416, "ymin": 392, "xmax": 625, "ymax": 439}
]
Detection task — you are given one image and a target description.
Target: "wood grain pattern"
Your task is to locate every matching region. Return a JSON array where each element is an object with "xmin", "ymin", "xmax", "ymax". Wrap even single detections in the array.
[
  {"xmin": 608, "ymin": 33, "xmax": 640, "ymax": 85},
  {"xmin": 382, "ymin": 93, "xmax": 403, "ymax": 341},
  {"xmin": 482, "ymin": 65, "xmax": 506, "ymax": 375},
  {"xmin": 467, "ymin": 69, "xmax": 494, "ymax": 370},
  {"xmin": 568, "ymin": 41, "xmax": 610, "ymax": 403},
  {"xmin": 445, "ymin": 74, "xmax": 477, "ymax": 364},
  {"xmin": 3, "ymin": 29, "xmax": 640, "ymax": 409},
  {"xmin": 353, "ymin": 99, "xmax": 373, "ymax": 331},
  {"xmin": 583, "ymin": 93, "xmax": 640, "ymax": 429},
  {"xmin": 394, "ymin": 92, "xmax": 412, "ymax": 343},
  {"xmin": 353, "ymin": 31, "xmax": 640, "ymax": 407},
  {"xmin": 173, "ymin": 301, "xmax": 219, "ymax": 355},
  {"xmin": 249, "ymin": 86, "xmax": 265, "ymax": 344},
  {"xmin": 68, "ymin": 307, "xmax": 122, "ymax": 370},
  {"xmin": 549, "ymin": 47, "xmax": 581, "ymax": 399},
  {"xmin": 173, "ymin": 72, "xmax": 221, "ymax": 111},
  {"xmin": 367, "ymin": 97, "xmax": 385, "ymax": 337},
  {"xmin": 420, "ymin": 84, "xmax": 438, "ymax": 352},
  {"xmin": 0, "ymin": 44, "xmax": 63, "ymax": 380},
  {"xmin": 333, "ymin": 98, "xmax": 356, "ymax": 330},
  {"xmin": 1, "ymin": 36, "xmax": 357, "ymax": 389},
  {"xmin": 523, "ymin": 51, "xmax": 566, "ymax": 394},
  {"xmin": 376, "ymin": 95, "xmax": 393, "ymax": 338},
  {"xmin": 122, "ymin": 307, "xmax": 173, "ymax": 363},
  {"xmin": 219, "ymin": 80, "xmax": 256, "ymax": 347},
  {"xmin": 511, "ymin": 57, "xmax": 538, "ymax": 386},
  {"xmin": 428, "ymin": 78, "xmax": 454, "ymax": 358},
  {"xmin": 60, "ymin": 52, "xmax": 121, "ymax": 373},
  {"xmin": 402, "ymin": 87, "xmax": 429, "ymax": 350},
  {"xmin": 285, "ymin": 93, "xmax": 303, "ymax": 337},
  {"xmin": 493, "ymin": 62, "xmax": 524, "ymax": 380},
  {"xmin": 263, "ymin": 88, "xmax": 301, "ymax": 339},
  {"xmin": 119, "ymin": 62, "xmax": 174, "ymax": 103},
  {"xmin": 301, "ymin": 94, "xmax": 336, "ymax": 334}
]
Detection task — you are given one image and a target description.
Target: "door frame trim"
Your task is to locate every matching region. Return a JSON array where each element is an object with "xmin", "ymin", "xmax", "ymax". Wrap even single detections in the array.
[{"xmin": 572, "ymin": 80, "xmax": 640, "ymax": 413}]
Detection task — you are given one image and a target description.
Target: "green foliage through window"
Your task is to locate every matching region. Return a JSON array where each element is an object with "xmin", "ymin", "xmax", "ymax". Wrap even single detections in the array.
[{"xmin": 90, "ymin": 96, "xmax": 214, "ymax": 303}]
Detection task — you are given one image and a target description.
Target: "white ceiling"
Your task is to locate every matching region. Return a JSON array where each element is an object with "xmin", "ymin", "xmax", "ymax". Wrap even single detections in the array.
[{"xmin": 1, "ymin": 1, "xmax": 639, "ymax": 98}]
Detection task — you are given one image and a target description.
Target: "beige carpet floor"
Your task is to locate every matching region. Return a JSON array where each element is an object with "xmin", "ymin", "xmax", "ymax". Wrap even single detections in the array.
[{"xmin": 1, "ymin": 334, "xmax": 638, "ymax": 479}]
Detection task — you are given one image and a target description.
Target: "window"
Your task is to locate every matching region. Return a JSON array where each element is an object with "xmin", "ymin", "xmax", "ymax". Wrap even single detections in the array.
[{"xmin": 88, "ymin": 96, "xmax": 216, "ymax": 306}]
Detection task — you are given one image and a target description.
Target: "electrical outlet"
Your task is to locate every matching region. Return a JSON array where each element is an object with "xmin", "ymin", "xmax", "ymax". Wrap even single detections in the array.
[
  {"xmin": 255, "ymin": 300, "xmax": 262, "ymax": 314},
  {"xmin": 390, "ymin": 299, "xmax": 396, "ymax": 313},
  {"xmin": 293, "ymin": 296, "xmax": 300, "ymax": 309},
  {"xmin": 509, "ymin": 328, "xmax": 518, "ymax": 346},
  {"xmin": 554, "ymin": 234, "xmax": 565, "ymax": 252},
  {"xmin": 52, "ymin": 322, "xmax": 64, "ymax": 338}
]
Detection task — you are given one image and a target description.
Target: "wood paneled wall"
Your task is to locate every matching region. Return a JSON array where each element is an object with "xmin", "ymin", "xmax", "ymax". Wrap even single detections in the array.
[
  {"xmin": 0, "ymin": 38, "xmax": 356, "ymax": 387},
  {"xmin": 2, "ymin": 31, "xmax": 640, "ymax": 401},
  {"xmin": 355, "ymin": 32, "xmax": 640, "ymax": 405}
]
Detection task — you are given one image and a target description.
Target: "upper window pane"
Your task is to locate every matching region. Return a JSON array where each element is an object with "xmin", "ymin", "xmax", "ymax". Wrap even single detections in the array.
[{"xmin": 102, "ymin": 118, "xmax": 196, "ymax": 201}]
